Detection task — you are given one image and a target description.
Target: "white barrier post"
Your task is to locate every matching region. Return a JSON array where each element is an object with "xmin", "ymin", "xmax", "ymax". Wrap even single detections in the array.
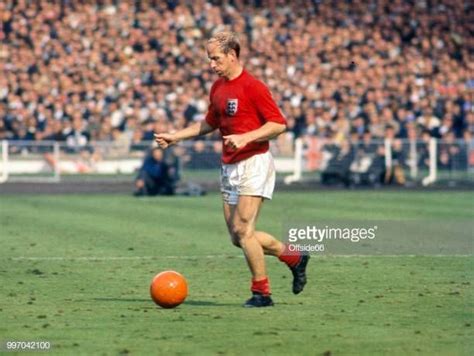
[
  {"xmin": 422, "ymin": 138, "xmax": 437, "ymax": 186},
  {"xmin": 409, "ymin": 139, "xmax": 418, "ymax": 179},
  {"xmin": 384, "ymin": 139, "xmax": 392, "ymax": 171},
  {"xmin": 53, "ymin": 141, "xmax": 61, "ymax": 182},
  {"xmin": 0, "ymin": 140, "xmax": 9, "ymax": 183},
  {"xmin": 284, "ymin": 138, "xmax": 303, "ymax": 185}
]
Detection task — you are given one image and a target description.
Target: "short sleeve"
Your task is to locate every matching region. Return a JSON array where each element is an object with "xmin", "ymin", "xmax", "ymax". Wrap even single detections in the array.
[
  {"xmin": 205, "ymin": 101, "xmax": 219, "ymax": 128},
  {"xmin": 251, "ymin": 81, "xmax": 287, "ymax": 125},
  {"xmin": 205, "ymin": 83, "xmax": 219, "ymax": 128}
]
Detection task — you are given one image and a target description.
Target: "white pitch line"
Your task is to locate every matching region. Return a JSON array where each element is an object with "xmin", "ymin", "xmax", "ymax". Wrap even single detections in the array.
[
  {"xmin": 8, "ymin": 254, "xmax": 473, "ymax": 261},
  {"xmin": 326, "ymin": 254, "xmax": 473, "ymax": 258},
  {"xmin": 10, "ymin": 255, "xmax": 243, "ymax": 261}
]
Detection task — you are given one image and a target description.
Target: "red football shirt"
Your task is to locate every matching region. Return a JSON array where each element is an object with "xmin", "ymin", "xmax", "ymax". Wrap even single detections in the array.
[{"xmin": 205, "ymin": 70, "xmax": 287, "ymax": 164}]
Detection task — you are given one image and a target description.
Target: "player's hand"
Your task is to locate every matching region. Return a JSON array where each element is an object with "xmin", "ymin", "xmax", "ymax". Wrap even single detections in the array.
[
  {"xmin": 223, "ymin": 134, "xmax": 249, "ymax": 150},
  {"xmin": 154, "ymin": 133, "xmax": 178, "ymax": 149}
]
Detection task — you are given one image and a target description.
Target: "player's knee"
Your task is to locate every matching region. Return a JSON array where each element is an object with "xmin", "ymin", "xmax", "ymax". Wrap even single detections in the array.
[
  {"xmin": 231, "ymin": 221, "xmax": 253, "ymax": 242},
  {"xmin": 230, "ymin": 235, "xmax": 241, "ymax": 248},
  {"xmin": 225, "ymin": 222, "xmax": 240, "ymax": 248}
]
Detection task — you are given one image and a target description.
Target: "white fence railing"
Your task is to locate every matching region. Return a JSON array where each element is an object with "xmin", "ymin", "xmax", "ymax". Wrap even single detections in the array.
[
  {"xmin": 0, "ymin": 138, "xmax": 473, "ymax": 186},
  {"xmin": 0, "ymin": 139, "xmax": 295, "ymax": 184},
  {"xmin": 284, "ymin": 137, "xmax": 473, "ymax": 186}
]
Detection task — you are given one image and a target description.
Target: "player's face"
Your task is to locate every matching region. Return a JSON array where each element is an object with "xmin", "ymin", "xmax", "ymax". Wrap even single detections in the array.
[{"xmin": 207, "ymin": 43, "xmax": 234, "ymax": 78}]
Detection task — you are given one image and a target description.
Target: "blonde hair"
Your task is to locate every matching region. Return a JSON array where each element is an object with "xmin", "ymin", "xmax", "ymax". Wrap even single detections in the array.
[{"xmin": 208, "ymin": 31, "xmax": 241, "ymax": 58}]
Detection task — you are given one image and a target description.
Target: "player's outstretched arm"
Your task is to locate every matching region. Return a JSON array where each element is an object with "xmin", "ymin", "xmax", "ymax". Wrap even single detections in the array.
[{"xmin": 154, "ymin": 121, "xmax": 216, "ymax": 149}]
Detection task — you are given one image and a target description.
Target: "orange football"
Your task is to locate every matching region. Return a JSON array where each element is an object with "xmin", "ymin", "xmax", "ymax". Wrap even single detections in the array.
[{"xmin": 150, "ymin": 271, "xmax": 188, "ymax": 308}]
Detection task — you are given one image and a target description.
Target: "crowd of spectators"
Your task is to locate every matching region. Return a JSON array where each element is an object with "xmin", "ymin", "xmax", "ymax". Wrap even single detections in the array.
[{"xmin": 0, "ymin": 0, "xmax": 472, "ymax": 160}]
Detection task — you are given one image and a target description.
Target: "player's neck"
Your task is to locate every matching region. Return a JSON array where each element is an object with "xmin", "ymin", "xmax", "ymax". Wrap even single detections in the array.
[{"xmin": 225, "ymin": 65, "xmax": 243, "ymax": 81}]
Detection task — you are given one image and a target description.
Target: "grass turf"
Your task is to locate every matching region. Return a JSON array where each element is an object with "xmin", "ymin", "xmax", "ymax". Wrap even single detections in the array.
[{"xmin": 0, "ymin": 191, "xmax": 473, "ymax": 355}]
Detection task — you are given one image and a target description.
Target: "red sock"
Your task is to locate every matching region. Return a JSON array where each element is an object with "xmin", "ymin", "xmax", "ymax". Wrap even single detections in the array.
[
  {"xmin": 251, "ymin": 277, "xmax": 271, "ymax": 296},
  {"xmin": 278, "ymin": 244, "xmax": 301, "ymax": 268}
]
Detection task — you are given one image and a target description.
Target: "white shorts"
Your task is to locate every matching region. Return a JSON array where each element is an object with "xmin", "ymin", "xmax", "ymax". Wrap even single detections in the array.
[{"xmin": 220, "ymin": 151, "xmax": 276, "ymax": 205}]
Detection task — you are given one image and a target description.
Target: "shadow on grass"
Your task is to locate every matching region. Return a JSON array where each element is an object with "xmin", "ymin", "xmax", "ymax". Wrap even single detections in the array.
[
  {"xmin": 94, "ymin": 297, "xmax": 149, "ymax": 302},
  {"xmin": 184, "ymin": 300, "xmax": 235, "ymax": 307},
  {"xmin": 93, "ymin": 298, "xmax": 235, "ymax": 307}
]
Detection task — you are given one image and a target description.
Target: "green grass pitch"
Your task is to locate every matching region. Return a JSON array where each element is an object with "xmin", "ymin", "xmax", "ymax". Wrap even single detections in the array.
[{"xmin": 0, "ymin": 191, "xmax": 473, "ymax": 355}]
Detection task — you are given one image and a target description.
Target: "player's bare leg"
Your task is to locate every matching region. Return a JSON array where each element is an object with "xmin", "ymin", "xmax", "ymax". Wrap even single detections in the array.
[
  {"xmin": 225, "ymin": 196, "xmax": 266, "ymax": 279},
  {"xmin": 224, "ymin": 204, "xmax": 283, "ymax": 256},
  {"xmin": 251, "ymin": 203, "xmax": 310, "ymax": 295},
  {"xmin": 224, "ymin": 198, "xmax": 310, "ymax": 296},
  {"xmin": 223, "ymin": 196, "xmax": 274, "ymax": 307},
  {"xmin": 254, "ymin": 231, "xmax": 284, "ymax": 256}
]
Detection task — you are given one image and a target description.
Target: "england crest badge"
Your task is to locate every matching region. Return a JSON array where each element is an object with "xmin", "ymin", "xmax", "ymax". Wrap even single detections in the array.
[{"xmin": 226, "ymin": 99, "xmax": 238, "ymax": 116}]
